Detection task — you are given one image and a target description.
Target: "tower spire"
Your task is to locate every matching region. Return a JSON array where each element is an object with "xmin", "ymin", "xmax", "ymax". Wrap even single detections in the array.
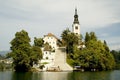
[
  {"xmin": 73, "ymin": 8, "xmax": 79, "ymax": 24},
  {"xmin": 75, "ymin": 8, "xmax": 77, "ymax": 15}
]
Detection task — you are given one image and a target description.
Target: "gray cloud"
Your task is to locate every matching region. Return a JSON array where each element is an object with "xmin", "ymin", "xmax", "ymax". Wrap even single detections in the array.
[{"xmin": 0, "ymin": 0, "xmax": 120, "ymax": 50}]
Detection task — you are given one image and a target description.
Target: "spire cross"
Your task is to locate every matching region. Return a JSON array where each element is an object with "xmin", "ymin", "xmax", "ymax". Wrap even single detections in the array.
[{"xmin": 75, "ymin": 8, "xmax": 77, "ymax": 15}]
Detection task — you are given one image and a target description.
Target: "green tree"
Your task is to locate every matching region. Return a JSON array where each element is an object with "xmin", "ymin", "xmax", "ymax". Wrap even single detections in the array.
[
  {"xmin": 111, "ymin": 50, "xmax": 120, "ymax": 69},
  {"xmin": 10, "ymin": 30, "xmax": 31, "ymax": 71},
  {"xmin": 66, "ymin": 33, "xmax": 79, "ymax": 54},
  {"xmin": 103, "ymin": 40, "xmax": 110, "ymax": 52},
  {"xmin": 76, "ymin": 40, "xmax": 115, "ymax": 70},
  {"xmin": 9, "ymin": 30, "xmax": 42, "ymax": 72},
  {"xmin": 85, "ymin": 32, "xmax": 97, "ymax": 47},
  {"xmin": 34, "ymin": 37, "xmax": 44, "ymax": 47},
  {"xmin": 30, "ymin": 46, "xmax": 42, "ymax": 66},
  {"xmin": 68, "ymin": 32, "xmax": 115, "ymax": 71},
  {"xmin": 61, "ymin": 29, "xmax": 80, "ymax": 54},
  {"xmin": 111, "ymin": 50, "xmax": 120, "ymax": 63},
  {"xmin": 89, "ymin": 32, "xmax": 97, "ymax": 41},
  {"xmin": 85, "ymin": 32, "xmax": 90, "ymax": 43},
  {"xmin": 61, "ymin": 28, "xmax": 71, "ymax": 46}
]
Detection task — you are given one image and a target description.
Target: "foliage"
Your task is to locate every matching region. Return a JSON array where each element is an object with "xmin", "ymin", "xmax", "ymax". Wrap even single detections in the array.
[
  {"xmin": 67, "ymin": 31, "xmax": 115, "ymax": 71},
  {"xmin": 41, "ymin": 62, "xmax": 49, "ymax": 64},
  {"xmin": 34, "ymin": 37, "xmax": 44, "ymax": 47},
  {"xmin": 0, "ymin": 54, "xmax": 5, "ymax": 59},
  {"xmin": 103, "ymin": 40, "xmax": 110, "ymax": 52},
  {"xmin": 61, "ymin": 29, "xmax": 80, "ymax": 53},
  {"xmin": 111, "ymin": 50, "xmax": 120, "ymax": 69},
  {"xmin": 0, "ymin": 60, "xmax": 12, "ymax": 71},
  {"xmin": 0, "ymin": 61, "xmax": 5, "ymax": 71},
  {"xmin": 80, "ymin": 41, "xmax": 114, "ymax": 70},
  {"xmin": 61, "ymin": 28, "xmax": 71, "ymax": 46},
  {"xmin": 30, "ymin": 46, "xmax": 42, "ymax": 65},
  {"xmin": 9, "ymin": 30, "xmax": 42, "ymax": 72},
  {"xmin": 85, "ymin": 32, "xmax": 90, "ymax": 43},
  {"xmin": 85, "ymin": 32, "xmax": 97, "ymax": 47}
]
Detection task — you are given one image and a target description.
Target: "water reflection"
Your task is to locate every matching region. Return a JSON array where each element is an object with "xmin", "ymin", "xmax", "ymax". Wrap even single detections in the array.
[
  {"xmin": 1, "ymin": 70, "xmax": 120, "ymax": 80},
  {"xmin": 68, "ymin": 71, "xmax": 112, "ymax": 80},
  {"xmin": 31, "ymin": 71, "xmax": 112, "ymax": 80},
  {"xmin": 32, "ymin": 71, "xmax": 72, "ymax": 80},
  {"xmin": 11, "ymin": 72, "xmax": 33, "ymax": 80}
]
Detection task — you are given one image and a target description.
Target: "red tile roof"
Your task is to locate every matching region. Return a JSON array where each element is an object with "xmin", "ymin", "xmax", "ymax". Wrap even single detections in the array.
[{"xmin": 44, "ymin": 33, "xmax": 58, "ymax": 39}]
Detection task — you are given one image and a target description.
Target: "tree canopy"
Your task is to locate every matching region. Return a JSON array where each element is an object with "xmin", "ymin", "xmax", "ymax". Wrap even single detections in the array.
[
  {"xmin": 74, "ymin": 40, "xmax": 115, "ymax": 70},
  {"xmin": 61, "ymin": 29, "xmax": 80, "ymax": 54},
  {"xmin": 111, "ymin": 50, "xmax": 120, "ymax": 69},
  {"xmin": 34, "ymin": 37, "xmax": 44, "ymax": 47},
  {"xmin": 65, "ymin": 31, "xmax": 115, "ymax": 71},
  {"xmin": 9, "ymin": 30, "xmax": 42, "ymax": 72}
]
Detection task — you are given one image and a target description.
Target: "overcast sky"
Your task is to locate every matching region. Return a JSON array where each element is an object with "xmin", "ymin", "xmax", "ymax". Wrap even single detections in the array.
[{"xmin": 0, "ymin": 0, "xmax": 120, "ymax": 50}]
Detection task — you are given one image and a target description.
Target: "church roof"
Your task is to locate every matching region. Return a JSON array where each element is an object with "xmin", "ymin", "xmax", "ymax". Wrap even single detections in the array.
[{"xmin": 44, "ymin": 33, "xmax": 58, "ymax": 40}]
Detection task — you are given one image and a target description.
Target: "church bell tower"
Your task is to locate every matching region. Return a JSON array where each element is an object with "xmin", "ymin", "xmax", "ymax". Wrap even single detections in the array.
[{"xmin": 72, "ymin": 8, "xmax": 80, "ymax": 35}]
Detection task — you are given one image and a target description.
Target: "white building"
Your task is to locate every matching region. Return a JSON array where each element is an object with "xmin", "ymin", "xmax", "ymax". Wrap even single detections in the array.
[
  {"xmin": 40, "ymin": 47, "xmax": 56, "ymax": 71},
  {"xmin": 43, "ymin": 33, "xmax": 58, "ymax": 50},
  {"xmin": 42, "ymin": 33, "xmax": 58, "ymax": 71},
  {"xmin": 42, "ymin": 51, "xmax": 55, "ymax": 60}
]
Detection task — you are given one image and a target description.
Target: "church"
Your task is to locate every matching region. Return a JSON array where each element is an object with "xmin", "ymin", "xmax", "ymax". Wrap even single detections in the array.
[
  {"xmin": 72, "ymin": 8, "xmax": 80, "ymax": 35},
  {"xmin": 43, "ymin": 8, "xmax": 81, "ymax": 51},
  {"xmin": 39, "ymin": 8, "xmax": 81, "ymax": 71}
]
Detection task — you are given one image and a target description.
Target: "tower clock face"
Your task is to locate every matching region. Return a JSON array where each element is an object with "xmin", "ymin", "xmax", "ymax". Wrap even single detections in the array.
[{"xmin": 75, "ymin": 26, "xmax": 78, "ymax": 30}]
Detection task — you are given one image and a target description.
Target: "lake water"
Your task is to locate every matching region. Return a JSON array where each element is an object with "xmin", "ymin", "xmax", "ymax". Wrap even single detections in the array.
[{"xmin": 0, "ymin": 70, "xmax": 120, "ymax": 80}]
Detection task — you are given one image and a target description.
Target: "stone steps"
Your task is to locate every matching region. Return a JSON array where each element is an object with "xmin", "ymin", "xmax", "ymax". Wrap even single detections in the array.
[{"xmin": 53, "ymin": 47, "xmax": 73, "ymax": 71}]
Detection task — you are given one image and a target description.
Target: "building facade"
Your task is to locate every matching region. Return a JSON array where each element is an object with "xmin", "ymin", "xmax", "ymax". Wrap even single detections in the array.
[{"xmin": 43, "ymin": 33, "xmax": 58, "ymax": 50}]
